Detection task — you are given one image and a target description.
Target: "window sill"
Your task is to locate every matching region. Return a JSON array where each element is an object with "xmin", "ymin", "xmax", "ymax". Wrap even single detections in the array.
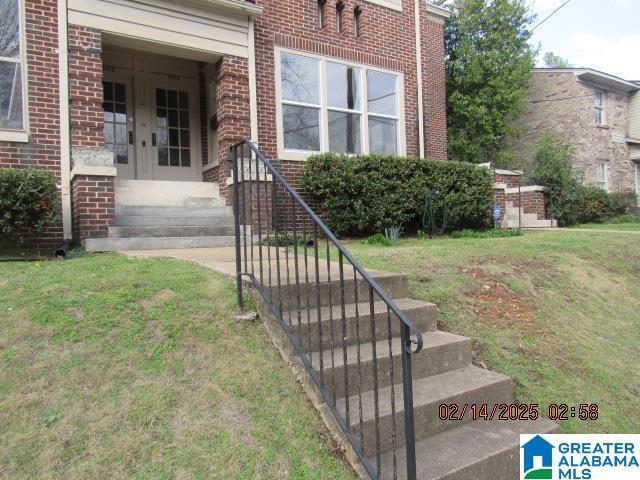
[
  {"xmin": 596, "ymin": 124, "xmax": 610, "ymax": 130},
  {"xmin": 278, "ymin": 150, "xmax": 315, "ymax": 162},
  {"xmin": 363, "ymin": 0, "xmax": 402, "ymax": 12},
  {"xmin": 0, "ymin": 130, "xmax": 29, "ymax": 143}
]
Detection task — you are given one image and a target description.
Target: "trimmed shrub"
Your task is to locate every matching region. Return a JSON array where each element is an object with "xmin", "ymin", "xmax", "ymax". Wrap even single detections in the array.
[
  {"xmin": 609, "ymin": 192, "xmax": 638, "ymax": 216},
  {"xmin": 0, "ymin": 168, "xmax": 61, "ymax": 242},
  {"xmin": 574, "ymin": 186, "xmax": 613, "ymax": 224},
  {"xmin": 299, "ymin": 153, "xmax": 493, "ymax": 236}
]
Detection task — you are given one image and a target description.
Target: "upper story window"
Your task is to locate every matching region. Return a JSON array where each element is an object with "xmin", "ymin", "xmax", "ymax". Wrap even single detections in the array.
[
  {"xmin": 336, "ymin": 1, "xmax": 345, "ymax": 33},
  {"xmin": 596, "ymin": 161, "xmax": 608, "ymax": 191},
  {"xmin": 0, "ymin": 0, "xmax": 26, "ymax": 133},
  {"xmin": 277, "ymin": 49, "xmax": 403, "ymax": 160},
  {"xmin": 354, "ymin": 5, "xmax": 362, "ymax": 37},
  {"xmin": 364, "ymin": 0, "xmax": 402, "ymax": 12},
  {"xmin": 318, "ymin": 0, "xmax": 326, "ymax": 29},
  {"xmin": 594, "ymin": 89, "xmax": 605, "ymax": 125}
]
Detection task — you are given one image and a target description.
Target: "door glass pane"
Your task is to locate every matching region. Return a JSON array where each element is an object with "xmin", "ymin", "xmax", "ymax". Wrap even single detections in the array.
[
  {"xmin": 327, "ymin": 63, "xmax": 361, "ymax": 111},
  {"xmin": 367, "ymin": 71, "xmax": 398, "ymax": 116},
  {"xmin": 368, "ymin": 116, "xmax": 397, "ymax": 155},
  {"xmin": 281, "ymin": 52, "xmax": 320, "ymax": 105},
  {"xmin": 102, "ymin": 81, "xmax": 129, "ymax": 164},
  {"xmin": 328, "ymin": 111, "xmax": 361, "ymax": 154},
  {"xmin": 155, "ymin": 88, "xmax": 192, "ymax": 168},
  {"xmin": 0, "ymin": 0, "xmax": 20, "ymax": 59},
  {"xmin": 283, "ymin": 104, "xmax": 320, "ymax": 151}
]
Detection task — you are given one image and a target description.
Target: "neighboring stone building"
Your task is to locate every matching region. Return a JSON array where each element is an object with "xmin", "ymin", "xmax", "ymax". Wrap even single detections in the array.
[
  {"xmin": 0, "ymin": 0, "xmax": 450, "ymax": 251},
  {"xmin": 510, "ymin": 68, "xmax": 640, "ymax": 196}
]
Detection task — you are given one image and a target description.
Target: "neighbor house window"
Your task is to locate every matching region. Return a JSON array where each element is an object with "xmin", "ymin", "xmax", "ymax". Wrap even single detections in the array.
[
  {"xmin": 594, "ymin": 90, "xmax": 605, "ymax": 125},
  {"xmin": 354, "ymin": 6, "xmax": 362, "ymax": 37},
  {"xmin": 277, "ymin": 50, "xmax": 403, "ymax": 159},
  {"xmin": 596, "ymin": 161, "xmax": 608, "ymax": 190},
  {"xmin": 0, "ymin": 0, "xmax": 26, "ymax": 132}
]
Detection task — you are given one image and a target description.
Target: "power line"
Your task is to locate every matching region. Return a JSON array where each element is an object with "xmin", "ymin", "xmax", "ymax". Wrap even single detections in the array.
[{"xmin": 531, "ymin": 0, "xmax": 572, "ymax": 32}]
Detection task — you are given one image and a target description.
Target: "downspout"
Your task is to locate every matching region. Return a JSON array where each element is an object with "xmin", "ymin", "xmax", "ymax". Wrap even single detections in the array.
[
  {"xmin": 414, "ymin": 0, "xmax": 425, "ymax": 158},
  {"xmin": 57, "ymin": 0, "xmax": 72, "ymax": 241},
  {"xmin": 248, "ymin": 18, "xmax": 258, "ymax": 144}
]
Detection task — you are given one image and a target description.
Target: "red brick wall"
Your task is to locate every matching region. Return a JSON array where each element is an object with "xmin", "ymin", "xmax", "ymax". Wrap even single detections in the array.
[
  {"xmin": 253, "ymin": 0, "xmax": 447, "ymax": 163},
  {"xmin": 494, "ymin": 187, "xmax": 548, "ymax": 220},
  {"xmin": 0, "ymin": 0, "xmax": 63, "ymax": 249},
  {"xmin": 72, "ymin": 175, "xmax": 115, "ymax": 242},
  {"xmin": 495, "ymin": 173, "xmax": 521, "ymax": 189},
  {"xmin": 203, "ymin": 56, "xmax": 251, "ymax": 201},
  {"xmin": 68, "ymin": 25, "xmax": 104, "ymax": 150}
]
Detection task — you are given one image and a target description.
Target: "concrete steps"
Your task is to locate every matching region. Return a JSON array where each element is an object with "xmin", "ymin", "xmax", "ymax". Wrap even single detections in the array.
[
  {"xmin": 502, "ymin": 204, "xmax": 557, "ymax": 228},
  {"xmin": 377, "ymin": 419, "xmax": 559, "ymax": 480},
  {"xmin": 257, "ymin": 265, "xmax": 558, "ymax": 479},
  {"xmin": 84, "ymin": 180, "xmax": 242, "ymax": 252}
]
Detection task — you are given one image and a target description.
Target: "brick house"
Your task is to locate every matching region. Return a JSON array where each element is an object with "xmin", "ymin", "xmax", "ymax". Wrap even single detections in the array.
[
  {"xmin": 0, "ymin": 0, "xmax": 450, "ymax": 251},
  {"xmin": 510, "ymin": 68, "xmax": 640, "ymax": 197}
]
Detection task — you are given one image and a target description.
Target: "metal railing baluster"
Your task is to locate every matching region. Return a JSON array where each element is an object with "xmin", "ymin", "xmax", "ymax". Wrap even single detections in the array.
[{"xmin": 338, "ymin": 251, "xmax": 350, "ymax": 426}]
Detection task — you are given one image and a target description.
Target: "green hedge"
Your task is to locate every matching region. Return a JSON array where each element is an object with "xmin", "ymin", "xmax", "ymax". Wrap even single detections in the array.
[
  {"xmin": 0, "ymin": 168, "xmax": 61, "ymax": 242},
  {"xmin": 299, "ymin": 153, "xmax": 493, "ymax": 236}
]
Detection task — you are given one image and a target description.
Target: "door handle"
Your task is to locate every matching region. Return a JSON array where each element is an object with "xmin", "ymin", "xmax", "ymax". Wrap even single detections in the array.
[
  {"xmin": 152, "ymin": 133, "xmax": 157, "ymax": 147},
  {"xmin": 128, "ymin": 131, "xmax": 134, "ymax": 145}
]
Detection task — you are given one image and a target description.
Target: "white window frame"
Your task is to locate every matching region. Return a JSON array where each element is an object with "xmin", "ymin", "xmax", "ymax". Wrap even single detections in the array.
[
  {"xmin": 364, "ymin": 0, "xmax": 402, "ymax": 12},
  {"xmin": 0, "ymin": 0, "xmax": 29, "ymax": 142},
  {"xmin": 596, "ymin": 161, "xmax": 608, "ymax": 191},
  {"xmin": 274, "ymin": 47, "xmax": 405, "ymax": 161},
  {"xmin": 594, "ymin": 89, "xmax": 606, "ymax": 126}
]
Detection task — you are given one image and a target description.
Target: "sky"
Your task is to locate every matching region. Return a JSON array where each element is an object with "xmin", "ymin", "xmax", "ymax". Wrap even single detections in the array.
[{"xmin": 529, "ymin": 0, "xmax": 640, "ymax": 80}]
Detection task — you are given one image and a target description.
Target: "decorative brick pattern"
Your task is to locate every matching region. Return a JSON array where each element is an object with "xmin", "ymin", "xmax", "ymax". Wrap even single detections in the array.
[{"xmin": 71, "ymin": 175, "xmax": 115, "ymax": 242}]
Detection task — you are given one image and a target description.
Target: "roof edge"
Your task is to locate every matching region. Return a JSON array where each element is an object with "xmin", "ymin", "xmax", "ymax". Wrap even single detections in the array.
[
  {"xmin": 533, "ymin": 68, "xmax": 639, "ymax": 92},
  {"xmin": 424, "ymin": 2, "xmax": 452, "ymax": 19}
]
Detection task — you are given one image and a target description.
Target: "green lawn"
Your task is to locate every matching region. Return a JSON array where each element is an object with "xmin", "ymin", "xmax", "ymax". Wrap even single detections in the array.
[
  {"xmin": 339, "ymin": 230, "xmax": 640, "ymax": 434},
  {"xmin": 0, "ymin": 254, "xmax": 354, "ymax": 479},
  {"xmin": 576, "ymin": 223, "xmax": 640, "ymax": 231}
]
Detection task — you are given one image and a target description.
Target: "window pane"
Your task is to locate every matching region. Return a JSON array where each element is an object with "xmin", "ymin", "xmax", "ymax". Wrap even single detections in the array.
[
  {"xmin": 281, "ymin": 52, "xmax": 320, "ymax": 105},
  {"xmin": 328, "ymin": 111, "xmax": 361, "ymax": 154},
  {"xmin": 169, "ymin": 128, "xmax": 179, "ymax": 147},
  {"xmin": 180, "ymin": 129, "xmax": 190, "ymax": 148},
  {"xmin": 170, "ymin": 148, "xmax": 180, "ymax": 166},
  {"xmin": 179, "ymin": 91, "xmax": 189, "ymax": 109},
  {"xmin": 181, "ymin": 149, "xmax": 190, "ymax": 167},
  {"xmin": 114, "ymin": 82, "xmax": 126, "ymax": 102},
  {"xmin": 167, "ymin": 90, "xmax": 178, "ymax": 108},
  {"xmin": 179, "ymin": 110, "xmax": 189, "ymax": 129},
  {"xmin": 115, "ymin": 103, "xmax": 126, "ymax": 123},
  {"xmin": 283, "ymin": 104, "xmax": 320, "ymax": 151},
  {"xmin": 158, "ymin": 146, "xmax": 168, "ymax": 166},
  {"xmin": 116, "ymin": 144, "xmax": 128, "ymax": 164},
  {"xmin": 327, "ymin": 63, "xmax": 361, "ymax": 111},
  {"xmin": 368, "ymin": 116, "xmax": 397, "ymax": 155},
  {"xmin": 367, "ymin": 70, "xmax": 398, "ymax": 116},
  {"xmin": 0, "ymin": 0, "xmax": 20, "ymax": 59},
  {"xmin": 0, "ymin": 61, "xmax": 22, "ymax": 129}
]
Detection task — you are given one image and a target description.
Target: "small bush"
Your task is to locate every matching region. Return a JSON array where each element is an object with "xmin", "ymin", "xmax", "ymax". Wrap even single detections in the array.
[
  {"xmin": 609, "ymin": 192, "xmax": 638, "ymax": 216},
  {"xmin": 602, "ymin": 214, "xmax": 639, "ymax": 224},
  {"xmin": 0, "ymin": 168, "xmax": 60, "ymax": 242},
  {"xmin": 451, "ymin": 228, "xmax": 524, "ymax": 239},
  {"xmin": 260, "ymin": 233, "xmax": 306, "ymax": 247},
  {"xmin": 300, "ymin": 153, "xmax": 493, "ymax": 236},
  {"xmin": 574, "ymin": 186, "xmax": 613, "ymax": 224},
  {"xmin": 363, "ymin": 233, "xmax": 392, "ymax": 247}
]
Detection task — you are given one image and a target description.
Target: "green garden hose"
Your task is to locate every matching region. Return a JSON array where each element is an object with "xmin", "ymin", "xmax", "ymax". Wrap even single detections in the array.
[{"xmin": 422, "ymin": 190, "xmax": 449, "ymax": 234}]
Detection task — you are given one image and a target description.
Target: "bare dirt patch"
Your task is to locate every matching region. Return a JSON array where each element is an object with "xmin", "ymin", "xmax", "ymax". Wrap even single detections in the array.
[
  {"xmin": 466, "ymin": 269, "xmax": 539, "ymax": 332},
  {"xmin": 139, "ymin": 289, "xmax": 177, "ymax": 312}
]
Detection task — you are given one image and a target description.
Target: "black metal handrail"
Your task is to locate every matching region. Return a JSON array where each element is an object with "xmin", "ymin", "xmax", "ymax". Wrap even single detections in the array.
[{"xmin": 231, "ymin": 139, "xmax": 423, "ymax": 480}]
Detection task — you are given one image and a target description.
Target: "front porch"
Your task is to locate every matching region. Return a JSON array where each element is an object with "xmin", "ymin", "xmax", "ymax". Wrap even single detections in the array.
[{"xmin": 65, "ymin": 0, "xmax": 261, "ymax": 248}]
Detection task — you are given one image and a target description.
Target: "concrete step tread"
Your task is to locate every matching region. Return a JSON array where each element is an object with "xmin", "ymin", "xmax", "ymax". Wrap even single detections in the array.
[
  {"xmin": 115, "ymin": 206, "xmax": 232, "ymax": 217},
  {"xmin": 290, "ymin": 298, "xmax": 436, "ymax": 327},
  {"xmin": 311, "ymin": 331, "xmax": 469, "ymax": 369},
  {"xmin": 85, "ymin": 235, "xmax": 239, "ymax": 252},
  {"xmin": 339, "ymin": 366, "xmax": 511, "ymax": 425},
  {"xmin": 375, "ymin": 419, "xmax": 559, "ymax": 480},
  {"xmin": 113, "ymin": 215, "xmax": 235, "ymax": 227},
  {"xmin": 108, "ymin": 225, "xmax": 237, "ymax": 238}
]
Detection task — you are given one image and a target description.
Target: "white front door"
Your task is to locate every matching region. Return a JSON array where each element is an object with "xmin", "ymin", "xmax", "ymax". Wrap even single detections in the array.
[
  {"xmin": 149, "ymin": 82, "xmax": 200, "ymax": 181},
  {"xmin": 102, "ymin": 76, "xmax": 136, "ymax": 179}
]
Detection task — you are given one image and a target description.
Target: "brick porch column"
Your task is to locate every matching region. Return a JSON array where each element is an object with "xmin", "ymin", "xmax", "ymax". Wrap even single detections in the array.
[
  {"xmin": 203, "ymin": 56, "xmax": 251, "ymax": 204},
  {"xmin": 71, "ymin": 149, "xmax": 116, "ymax": 243}
]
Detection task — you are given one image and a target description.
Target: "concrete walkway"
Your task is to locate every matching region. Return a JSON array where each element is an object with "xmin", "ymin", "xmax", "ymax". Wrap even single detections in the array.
[{"xmin": 121, "ymin": 246, "xmax": 396, "ymax": 283}]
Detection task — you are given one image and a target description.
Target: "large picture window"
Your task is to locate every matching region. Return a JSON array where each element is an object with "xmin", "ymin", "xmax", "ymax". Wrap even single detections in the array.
[
  {"xmin": 277, "ymin": 50, "xmax": 403, "ymax": 159},
  {"xmin": 0, "ymin": 0, "xmax": 25, "ymax": 132}
]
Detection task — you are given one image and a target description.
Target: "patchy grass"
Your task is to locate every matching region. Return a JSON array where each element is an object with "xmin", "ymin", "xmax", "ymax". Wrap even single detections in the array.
[
  {"xmin": 576, "ymin": 223, "xmax": 640, "ymax": 231},
  {"xmin": 0, "ymin": 254, "xmax": 354, "ymax": 479},
  {"xmin": 339, "ymin": 230, "xmax": 640, "ymax": 434}
]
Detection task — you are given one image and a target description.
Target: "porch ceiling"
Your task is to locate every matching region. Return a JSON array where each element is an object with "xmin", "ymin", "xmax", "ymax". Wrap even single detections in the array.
[{"xmin": 102, "ymin": 33, "xmax": 223, "ymax": 63}]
